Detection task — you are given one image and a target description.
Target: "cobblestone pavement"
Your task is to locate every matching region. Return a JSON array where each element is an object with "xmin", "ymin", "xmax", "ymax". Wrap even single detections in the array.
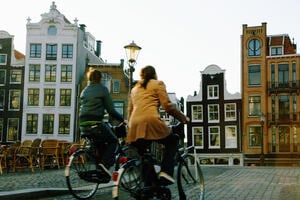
[{"xmin": 0, "ymin": 166, "xmax": 300, "ymax": 199}]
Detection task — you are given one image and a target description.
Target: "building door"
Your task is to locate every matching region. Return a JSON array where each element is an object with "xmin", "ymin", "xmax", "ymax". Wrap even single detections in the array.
[{"xmin": 278, "ymin": 126, "xmax": 290, "ymax": 152}]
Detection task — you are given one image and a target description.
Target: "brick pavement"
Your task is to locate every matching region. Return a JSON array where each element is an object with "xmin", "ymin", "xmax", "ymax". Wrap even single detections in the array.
[{"xmin": 0, "ymin": 166, "xmax": 300, "ymax": 199}]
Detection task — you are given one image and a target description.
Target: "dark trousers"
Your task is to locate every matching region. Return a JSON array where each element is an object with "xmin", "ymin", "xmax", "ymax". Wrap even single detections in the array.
[
  {"xmin": 80, "ymin": 123, "xmax": 118, "ymax": 168},
  {"xmin": 132, "ymin": 134, "xmax": 178, "ymax": 184}
]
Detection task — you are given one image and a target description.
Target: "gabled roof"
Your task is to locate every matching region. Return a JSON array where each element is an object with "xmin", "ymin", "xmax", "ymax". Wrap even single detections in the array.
[{"xmin": 14, "ymin": 50, "xmax": 25, "ymax": 59}]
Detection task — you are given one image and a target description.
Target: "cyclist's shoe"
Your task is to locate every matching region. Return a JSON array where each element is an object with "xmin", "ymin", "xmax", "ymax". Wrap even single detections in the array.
[{"xmin": 159, "ymin": 172, "xmax": 175, "ymax": 186}]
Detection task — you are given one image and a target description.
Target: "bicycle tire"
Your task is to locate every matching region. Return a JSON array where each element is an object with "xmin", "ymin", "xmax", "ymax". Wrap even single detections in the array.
[
  {"xmin": 65, "ymin": 149, "xmax": 99, "ymax": 199},
  {"xmin": 113, "ymin": 159, "xmax": 143, "ymax": 199},
  {"xmin": 177, "ymin": 154, "xmax": 204, "ymax": 200}
]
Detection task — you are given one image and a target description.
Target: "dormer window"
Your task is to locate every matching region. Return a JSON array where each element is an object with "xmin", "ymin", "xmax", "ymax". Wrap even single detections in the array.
[
  {"xmin": 271, "ymin": 46, "xmax": 283, "ymax": 56},
  {"xmin": 48, "ymin": 26, "xmax": 57, "ymax": 36}
]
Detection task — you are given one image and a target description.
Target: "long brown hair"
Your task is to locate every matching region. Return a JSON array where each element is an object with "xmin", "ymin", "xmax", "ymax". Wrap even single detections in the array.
[{"xmin": 139, "ymin": 65, "xmax": 157, "ymax": 89}]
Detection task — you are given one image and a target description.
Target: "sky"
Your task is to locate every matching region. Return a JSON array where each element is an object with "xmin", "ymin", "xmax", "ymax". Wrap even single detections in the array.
[{"xmin": 2, "ymin": 0, "xmax": 300, "ymax": 99}]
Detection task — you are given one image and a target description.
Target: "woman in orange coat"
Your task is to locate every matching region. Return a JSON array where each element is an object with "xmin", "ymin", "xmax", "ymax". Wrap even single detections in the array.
[{"xmin": 127, "ymin": 65, "xmax": 189, "ymax": 186}]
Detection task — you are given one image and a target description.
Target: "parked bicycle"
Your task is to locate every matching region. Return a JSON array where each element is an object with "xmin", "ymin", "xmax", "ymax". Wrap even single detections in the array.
[
  {"xmin": 65, "ymin": 121, "xmax": 133, "ymax": 200},
  {"xmin": 114, "ymin": 122, "xmax": 205, "ymax": 200}
]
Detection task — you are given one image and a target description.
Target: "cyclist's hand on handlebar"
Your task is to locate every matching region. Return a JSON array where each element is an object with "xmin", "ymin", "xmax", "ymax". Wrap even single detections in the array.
[
  {"xmin": 122, "ymin": 120, "xmax": 128, "ymax": 126},
  {"xmin": 183, "ymin": 116, "xmax": 190, "ymax": 124}
]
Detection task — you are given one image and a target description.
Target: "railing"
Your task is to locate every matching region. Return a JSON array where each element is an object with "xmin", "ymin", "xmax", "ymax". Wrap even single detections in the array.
[
  {"xmin": 267, "ymin": 81, "xmax": 300, "ymax": 94},
  {"xmin": 267, "ymin": 143, "xmax": 300, "ymax": 153},
  {"xmin": 267, "ymin": 112, "xmax": 300, "ymax": 125}
]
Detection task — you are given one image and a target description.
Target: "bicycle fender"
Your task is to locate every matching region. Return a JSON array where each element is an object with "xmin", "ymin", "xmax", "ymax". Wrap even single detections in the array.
[{"xmin": 64, "ymin": 149, "xmax": 86, "ymax": 176}]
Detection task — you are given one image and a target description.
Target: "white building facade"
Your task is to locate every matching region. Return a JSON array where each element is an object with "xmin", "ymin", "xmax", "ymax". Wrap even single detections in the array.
[{"xmin": 22, "ymin": 2, "xmax": 103, "ymax": 142}]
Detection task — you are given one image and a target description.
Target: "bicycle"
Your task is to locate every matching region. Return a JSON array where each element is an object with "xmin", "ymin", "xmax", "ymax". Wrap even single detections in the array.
[
  {"xmin": 114, "ymin": 122, "xmax": 205, "ymax": 200},
  {"xmin": 65, "ymin": 121, "xmax": 133, "ymax": 200}
]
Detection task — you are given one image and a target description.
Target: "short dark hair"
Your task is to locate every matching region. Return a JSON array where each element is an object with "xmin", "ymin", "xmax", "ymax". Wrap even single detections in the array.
[{"xmin": 88, "ymin": 69, "xmax": 102, "ymax": 83}]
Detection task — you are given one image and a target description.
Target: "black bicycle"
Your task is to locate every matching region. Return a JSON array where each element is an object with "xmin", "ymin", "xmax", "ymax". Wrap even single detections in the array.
[
  {"xmin": 65, "ymin": 122, "xmax": 131, "ymax": 200},
  {"xmin": 115, "ymin": 122, "xmax": 205, "ymax": 200}
]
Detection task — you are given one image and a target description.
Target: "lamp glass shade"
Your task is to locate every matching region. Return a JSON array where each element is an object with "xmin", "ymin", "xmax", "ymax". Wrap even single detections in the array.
[{"xmin": 124, "ymin": 41, "xmax": 141, "ymax": 63}]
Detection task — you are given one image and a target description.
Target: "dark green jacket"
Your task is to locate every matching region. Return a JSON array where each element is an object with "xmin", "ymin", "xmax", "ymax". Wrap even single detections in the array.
[{"xmin": 79, "ymin": 83, "xmax": 124, "ymax": 122}]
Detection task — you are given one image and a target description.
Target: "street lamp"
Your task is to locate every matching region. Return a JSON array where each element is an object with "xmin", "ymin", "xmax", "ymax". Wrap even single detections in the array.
[
  {"xmin": 124, "ymin": 41, "xmax": 142, "ymax": 90},
  {"xmin": 260, "ymin": 112, "xmax": 265, "ymax": 166}
]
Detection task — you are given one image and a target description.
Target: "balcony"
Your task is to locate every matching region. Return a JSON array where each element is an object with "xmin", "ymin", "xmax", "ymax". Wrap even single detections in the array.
[
  {"xmin": 267, "ymin": 81, "xmax": 299, "ymax": 94},
  {"xmin": 267, "ymin": 112, "xmax": 300, "ymax": 126}
]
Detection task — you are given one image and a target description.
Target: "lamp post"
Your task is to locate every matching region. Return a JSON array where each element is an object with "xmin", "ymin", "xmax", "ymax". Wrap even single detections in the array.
[
  {"xmin": 260, "ymin": 112, "xmax": 265, "ymax": 166},
  {"xmin": 124, "ymin": 41, "xmax": 142, "ymax": 91}
]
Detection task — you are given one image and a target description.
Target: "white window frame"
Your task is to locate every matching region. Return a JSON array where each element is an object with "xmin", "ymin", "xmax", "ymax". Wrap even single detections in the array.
[
  {"xmin": 208, "ymin": 126, "xmax": 220, "ymax": 149},
  {"xmin": 113, "ymin": 80, "xmax": 120, "ymax": 93},
  {"xmin": 225, "ymin": 125, "xmax": 237, "ymax": 148},
  {"xmin": 207, "ymin": 85, "xmax": 219, "ymax": 99},
  {"xmin": 193, "ymin": 126, "xmax": 203, "ymax": 149},
  {"xmin": 208, "ymin": 104, "xmax": 219, "ymax": 123},
  {"xmin": 225, "ymin": 103, "xmax": 236, "ymax": 121},
  {"xmin": 0, "ymin": 54, "xmax": 7, "ymax": 65},
  {"xmin": 191, "ymin": 105, "xmax": 203, "ymax": 122}
]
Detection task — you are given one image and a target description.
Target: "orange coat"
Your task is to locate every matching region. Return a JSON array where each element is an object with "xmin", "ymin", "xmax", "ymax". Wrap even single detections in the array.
[{"xmin": 127, "ymin": 79, "xmax": 186, "ymax": 143}]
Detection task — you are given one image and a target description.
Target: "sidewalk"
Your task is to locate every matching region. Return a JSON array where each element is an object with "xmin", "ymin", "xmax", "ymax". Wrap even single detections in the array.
[{"xmin": 0, "ymin": 166, "xmax": 300, "ymax": 199}]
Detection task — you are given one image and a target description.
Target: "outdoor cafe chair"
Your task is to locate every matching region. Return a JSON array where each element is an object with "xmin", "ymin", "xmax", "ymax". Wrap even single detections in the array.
[
  {"xmin": 13, "ymin": 140, "xmax": 34, "ymax": 172},
  {"xmin": 40, "ymin": 139, "xmax": 60, "ymax": 170}
]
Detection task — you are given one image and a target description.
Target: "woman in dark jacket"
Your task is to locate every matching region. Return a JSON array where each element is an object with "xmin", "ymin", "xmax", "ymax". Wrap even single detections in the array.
[{"xmin": 79, "ymin": 69, "xmax": 126, "ymax": 178}]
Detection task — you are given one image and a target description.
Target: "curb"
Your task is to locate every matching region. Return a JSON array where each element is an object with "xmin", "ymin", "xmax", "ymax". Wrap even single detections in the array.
[{"xmin": 0, "ymin": 188, "xmax": 70, "ymax": 200}]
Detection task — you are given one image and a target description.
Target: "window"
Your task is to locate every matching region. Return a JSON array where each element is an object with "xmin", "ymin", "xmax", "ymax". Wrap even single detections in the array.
[
  {"xmin": 207, "ymin": 85, "xmax": 219, "ymax": 99},
  {"xmin": 10, "ymin": 70, "xmax": 22, "ymax": 83},
  {"xmin": 271, "ymin": 46, "xmax": 283, "ymax": 56},
  {"xmin": 45, "ymin": 64, "xmax": 56, "ymax": 82},
  {"xmin": 225, "ymin": 126, "xmax": 237, "ymax": 148},
  {"xmin": 9, "ymin": 90, "xmax": 21, "ymax": 110},
  {"xmin": 59, "ymin": 114, "xmax": 70, "ymax": 134},
  {"xmin": 248, "ymin": 65, "xmax": 261, "ymax": 86},
  {"xmin": 48, "ymin": 25, "xmax": 57, "ymax": 35},
  {"xmin": 28, "ymin": 88, "xmax": 39, "ymax": 106},
  {"xmin": 114, "ymin": 101, "xmax": 124, "ymax": 116},
  {"xmin": 46, "ymin": 44, "xmax": 57, "ymax": 60},
  {"xmin": 0, "ymin": 54, "xmax": 7, "ymax": 65},
  {"xmin": 249, "ymin": 126, "xmax": 261, "ymax": 147},
  {"xmin": 30, "ymin": 44, "xmax": 41, "ymax": 58},
  {"xmin": 0, "ymin": 70, "xmax": 5, "ymax": 84},
  {"xmin": 61, "ymin": 65, "xmax": 72, "ymax": 82},
  {"xmin": 0, "ymin": 89, "xmax": 4, "ymax": 110},
  {"xmin": 209, "ymin": 126, "xmax": 220, "ymax": 148},
  {"xmin": 278, "ymin": 63, "xmax": 289, "ymax": 88},
  {"xmin": 191, "ymin": 105, "xmax": 203, "ymax": 122},
  {"xmin": 248, "ymin": 96, "xmax": 261, "ymax": 116},
  {"xmin": 208, "ymin": 104, "xmax": 219, "ymax": 122},
  {"xmin": 193, "ymin": 127, "xmax": 203, "ymax": 149},
  {"xmin": 0, "ymin": 118, "xmax": 3, "ymax": 141},
  {"xmin": 29, "ymin": 64, "xmax": 40, "ymax": 82},
  {"xmin": 8, "ymin": 118, "xmax": 19, "ymax": 141},
  {"xmin": 278, "ymin": 95, "xmax": 289, "ymax": 119},
  {"xmin": 43, "ymin": 114, "xmax": 54, "ymax": 134},
  {"xmin": 44, "ymin": 89, "xmax": 55, "ymax": 106},
  {"xmin": 60, "ymin": 89, "xmax": 71, "ymax": 106},
  {"xmin": 248, "ymin": 39, "xmax": 261, "ymax": 56},
  {"xmin": 62, "ymin": 44, "xmax": 73, "ymax": 58},
  {"xmin": 113, "ymin": 80, "xmax": 120, "ymax": 93},
  {"xmin": 225, "ymin": 103, "xmax": 236, "ymax": 121},
  {"xmin": 292, "ymin": 62, "xmax": 296, "ymax": 86},
  {"xmin": 271, "ymin": 64, "xmax": 275, "ymax": 88},
  {"xmin": 26, "ymin": 114, "xmax": 38, "ymax": 134}
]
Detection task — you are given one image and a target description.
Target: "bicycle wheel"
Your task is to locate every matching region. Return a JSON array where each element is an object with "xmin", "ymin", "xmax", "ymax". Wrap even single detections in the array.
[
  {"xmin": 177, "ymin": 154, "xmax": 204, "ymax": 200},
  {"xmin": 65, "ymin": 149, "xmax": 99, "ymax": 199},
  {"xmin": 113, "ymin": 159, "xmax": 143, "ymax": 199}
]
